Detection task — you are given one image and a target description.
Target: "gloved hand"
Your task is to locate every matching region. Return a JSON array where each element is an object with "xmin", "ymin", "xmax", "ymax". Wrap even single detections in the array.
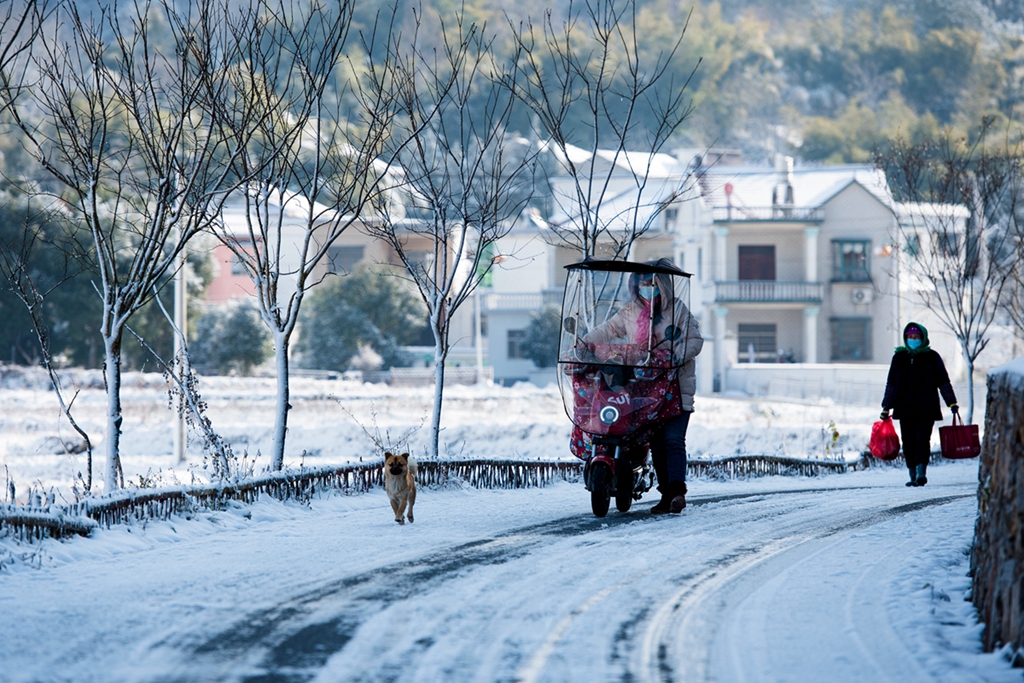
[
  {"xmin": 950, "ymin": 403, "xmax": 959, "ymax": 415},
  {"xmin": 879, "ymin": 409, "xmax": 890, "ymax": 420}
]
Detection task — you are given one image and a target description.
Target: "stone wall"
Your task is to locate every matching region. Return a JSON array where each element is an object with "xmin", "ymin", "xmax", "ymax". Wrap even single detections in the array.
[{"xmin": 972, "ymin": 357, "xmax": 1024, "ymax": 656}]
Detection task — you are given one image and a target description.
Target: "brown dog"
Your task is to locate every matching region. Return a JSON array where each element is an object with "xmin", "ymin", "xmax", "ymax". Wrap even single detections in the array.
[{"xmin": 384, "ymin": 452, "xmax": 417, "ymax": 525}]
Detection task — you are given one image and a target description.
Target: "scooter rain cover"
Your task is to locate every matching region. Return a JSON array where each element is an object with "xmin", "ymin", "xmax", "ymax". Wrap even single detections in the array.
[{"xmin": 557, "ymin": 260, "xmax": 693, "ymax": 458}]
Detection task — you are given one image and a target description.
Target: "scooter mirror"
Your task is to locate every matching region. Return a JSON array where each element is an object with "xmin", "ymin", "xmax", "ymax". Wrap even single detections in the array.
[{"xmin": 563, "ymin": 317, "xmax": 576, "ymax": 334}]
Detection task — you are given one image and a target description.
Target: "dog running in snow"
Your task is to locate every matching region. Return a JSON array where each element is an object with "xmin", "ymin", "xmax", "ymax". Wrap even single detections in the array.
[{"xmin": 384, "ymin": 452, "xmax": 417, "ymax": 525}]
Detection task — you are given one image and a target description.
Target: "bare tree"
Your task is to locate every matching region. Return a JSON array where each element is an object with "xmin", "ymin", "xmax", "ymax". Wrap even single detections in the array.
[
  {"xmin": 502, "ymin": 0, "xmax": 697, "ymax": 259},
  {"xmin": 3, "ymin": 0, "xmax": 262, "ymax": 491},
  {"xmin": 206, "ymin": 0, "xmax": 413, "ymax": 470},
  {"xmin": 365, "ymin": 10, "xmax": 535, "ymax": 460},
  {"xmin": 877, "ymin": 124, "xmax": 1023, "ymax": 424},
  {"xmin": 0, "ymin": 0, "xmax": 46, "ymax": 115}
]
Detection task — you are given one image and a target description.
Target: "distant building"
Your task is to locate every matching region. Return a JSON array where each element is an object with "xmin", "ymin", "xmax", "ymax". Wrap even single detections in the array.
[{"xmin": 482, "ymin": 150, "xmax": 966, "ymax": 396}]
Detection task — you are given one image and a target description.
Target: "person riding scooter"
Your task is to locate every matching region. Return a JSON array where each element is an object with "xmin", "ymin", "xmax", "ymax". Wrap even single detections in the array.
[{"xmin": 581, "ymin": 258, "xmax": 703, "ymax": 513}]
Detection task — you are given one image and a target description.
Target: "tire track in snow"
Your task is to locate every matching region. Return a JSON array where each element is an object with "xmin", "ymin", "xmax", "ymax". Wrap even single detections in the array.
[
  {"xmin": 631, "ymin": 493, "xmax": 973, "ymax": 683},
  {"xmin": 154, "ymin": 486, "xmax": 862, "ymax": 682}
]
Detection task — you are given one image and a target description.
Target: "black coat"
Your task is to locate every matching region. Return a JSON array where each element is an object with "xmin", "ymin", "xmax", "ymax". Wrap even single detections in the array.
[{"xmin": 882, "ymin": 349, "xmax": 955, "ymax": 421}]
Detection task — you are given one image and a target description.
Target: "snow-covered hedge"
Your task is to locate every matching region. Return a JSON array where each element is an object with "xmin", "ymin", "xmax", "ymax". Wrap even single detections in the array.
[
  {"xmin": 972, "ymin": 357, "xmax": 1024, "ymax": 659},
  {"xmin": 1, "ymin": 455, "xmax": 857, "ymax": 542}
]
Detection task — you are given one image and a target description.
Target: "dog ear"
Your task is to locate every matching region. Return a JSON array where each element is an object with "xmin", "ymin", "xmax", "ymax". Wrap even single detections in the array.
[
  {"xmin": 400, "ymin": 452, "xmax": 409, "ymax": 461},
  {"xmin": 384, "ymin": 451, "xmax": 394, "ymax": 459}
]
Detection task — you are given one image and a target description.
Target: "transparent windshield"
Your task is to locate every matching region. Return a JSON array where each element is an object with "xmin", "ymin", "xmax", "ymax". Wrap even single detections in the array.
[{"xmin": 557, "ymin": 262, "xmax": 692, "ymax": 437}]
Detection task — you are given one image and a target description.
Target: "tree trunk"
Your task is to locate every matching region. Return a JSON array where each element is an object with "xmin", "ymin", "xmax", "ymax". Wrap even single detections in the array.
[
  {"xmin": 965, "ymin": 354, "xmax": 976, "ymax": 425},
  {"xmin": 429, "ymin": 329, "xmax": 446, "ymax": 461},
  {"xmin": 102, "ymin": 329, "xmax": 124, "ymax": 492},
  {"xmin": 271, "ymin": 332, "xmax": 291, "ymax": 470}
]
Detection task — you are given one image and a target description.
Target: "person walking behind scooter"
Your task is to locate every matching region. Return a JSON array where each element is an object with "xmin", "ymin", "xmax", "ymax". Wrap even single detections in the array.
[{"xmin": 879, "ymin": 322, "xmax": 959, "ymax": 486}]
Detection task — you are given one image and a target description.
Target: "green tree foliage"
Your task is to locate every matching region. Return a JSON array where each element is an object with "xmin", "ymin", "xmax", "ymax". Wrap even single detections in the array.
[
  {"xmin": 190, "ymin": 301, "xmax": 272, "ymax": 376},
  {"xmin": 295, "ymin": 267, "xmax": 427, "ymax": 372},
  {"xmin": 522, "ymin": 305, "xmax": 561, "ymax": 369},
  {"xmin": 0, "ymin": 198, "xmax": 104, "ymax": 367}
]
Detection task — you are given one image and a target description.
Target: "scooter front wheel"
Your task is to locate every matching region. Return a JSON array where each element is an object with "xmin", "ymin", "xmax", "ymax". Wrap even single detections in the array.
[{"xmin": 590, "ymin": 462, "xmax": 611, "ymax": 518}]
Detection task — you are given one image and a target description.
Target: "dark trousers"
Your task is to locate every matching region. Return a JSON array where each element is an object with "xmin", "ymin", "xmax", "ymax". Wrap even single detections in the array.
[
  {"xmin": 899, "ymin": 418, "xmax": 935, "ymax": 470},
  {"xmin": 650, "ymin": 411, "xmax": 691, "ymax": 487}
]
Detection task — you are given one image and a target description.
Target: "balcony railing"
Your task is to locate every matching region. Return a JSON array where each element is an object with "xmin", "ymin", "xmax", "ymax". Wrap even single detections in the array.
[
  {"xmin": 715, "ymin": 281, "xmax": 823, "ymax": 303},
  {"xmin": 713, "ymin": 206, "xmax": 824, "ymax": 222},
  {"xmin": 482, "ymin": 289, "xmax": 562, "ymax": 311}
]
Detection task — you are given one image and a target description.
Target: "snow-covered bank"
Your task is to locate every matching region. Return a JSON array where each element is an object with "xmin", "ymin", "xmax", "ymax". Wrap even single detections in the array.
[
  {"xmin": 0, "ymin": 460, "xmax": 1013, "ymax": 682},
  {"xmin": 0, "ymin": 370, "xmax": 950, "ymax": 502}
]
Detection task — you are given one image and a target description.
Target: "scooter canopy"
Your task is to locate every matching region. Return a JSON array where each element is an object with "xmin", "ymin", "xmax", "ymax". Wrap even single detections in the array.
[{"xmin": 557, "ymin": 258, "xmax": 693, "ymax": 437}]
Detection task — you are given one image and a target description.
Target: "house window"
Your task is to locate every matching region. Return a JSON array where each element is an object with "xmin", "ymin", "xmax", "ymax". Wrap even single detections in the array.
[
  {"xmin": 737, "ymin": 323, "xmax": 777, "ymax": 363},
  {"xmin": 327, "ymin": 245, "xmax": 365, "ymax": 274},
  {"xmin": 664, "ymin": 207, "xmax": 679, "ymax": 230},
  {"xmin": 231, "ymin": 241, "xmax": 251, "ymax": 276},
  {"xmin": 904, "ymin": 235, "xmax": 920, "ymax": 259},
  {"xmin": 832, "ymin": 240, "xmax": 870, "ymax": 282},
  {"xmin": 507, "ymin": 329, "xmax": 526, "ymax": 359},
  {"xmin": 738, "ymin": 246, "xmax": 776, "ymax": 281},
  {"xmin": 830, "ymin": 318, "xmax": 872, "ymax": 361}
]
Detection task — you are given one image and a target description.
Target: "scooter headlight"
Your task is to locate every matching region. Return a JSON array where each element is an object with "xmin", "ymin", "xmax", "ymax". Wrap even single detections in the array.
[{"xmin": 598, "ymin": 405, "xmax": 620, "ymax": 425}]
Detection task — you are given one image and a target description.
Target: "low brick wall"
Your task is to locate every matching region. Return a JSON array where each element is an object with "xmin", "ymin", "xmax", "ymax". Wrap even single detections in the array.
[{"xmin": 972, "ymin": 357, "xmax": 1024, "ymax": 656}]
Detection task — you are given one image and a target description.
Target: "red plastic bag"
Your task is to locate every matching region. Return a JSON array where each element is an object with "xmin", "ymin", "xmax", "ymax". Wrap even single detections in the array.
[
  {"xmin": 939, "ymin": 414, "xmax": 981, "ymax": 459},
  {"xmin": 869, "ymin": 417, "xmax": 901, "ymax": 460}
]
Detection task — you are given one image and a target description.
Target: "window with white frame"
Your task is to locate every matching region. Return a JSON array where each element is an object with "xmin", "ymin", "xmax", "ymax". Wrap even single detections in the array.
[{"xmin": 831, "ymin": 240, "xmax": 870, "ymax": 282}]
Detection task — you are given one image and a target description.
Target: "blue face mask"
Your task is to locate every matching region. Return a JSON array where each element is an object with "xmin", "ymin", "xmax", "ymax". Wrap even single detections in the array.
[
  {"xmin": 907, "ymin": 338, "xmax": 922, "ymax": 350},
  {"xmin": 639, "ymin": 286, "xmax": 659, "ymax": 301}
]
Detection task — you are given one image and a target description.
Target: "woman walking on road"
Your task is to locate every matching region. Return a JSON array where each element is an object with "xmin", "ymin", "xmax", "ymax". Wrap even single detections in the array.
[{"xmin": 879, "ymin": 322, "xmax": 959, "ymax": 487}]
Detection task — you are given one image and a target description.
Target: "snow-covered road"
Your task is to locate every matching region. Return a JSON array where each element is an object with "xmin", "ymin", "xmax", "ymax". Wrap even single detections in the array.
[{"xmin": 1, "ymin": 460, "xmax": 1016, "ymax": 683}]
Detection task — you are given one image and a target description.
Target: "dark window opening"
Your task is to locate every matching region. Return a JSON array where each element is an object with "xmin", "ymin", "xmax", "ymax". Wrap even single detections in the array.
[
  {"xmin": 507, "ymin": 329, "xmax": 526, "ymax": 359},
  {"xmin": 738, "ymin": 246, "xmax": 776, "ymax": 281},
  {"xmin": 327, "ymin": 245, "xmax": 365, "ymax": 274},
  {"xmin": 830, "ymin": 318, "xmax": 872, "ymax": 361}
]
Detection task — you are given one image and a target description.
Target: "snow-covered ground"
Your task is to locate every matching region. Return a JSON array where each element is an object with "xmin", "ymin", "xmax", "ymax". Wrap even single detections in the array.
[
  {"xmin": 2, "ymin": 369, "xmax": 1012, "ymax": 682},
  {"xmin": 0, "ymin": 368, "xmax": 948, "ymax": 502},
  {"xmin": 0, "ymin": 460, "xmax": 1014, "ymax": 682}
]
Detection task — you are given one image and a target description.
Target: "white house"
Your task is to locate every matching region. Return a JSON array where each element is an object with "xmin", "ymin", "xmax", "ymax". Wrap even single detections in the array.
[{"xmin": 482, "ymin": 150, "xmax": 968, "ymax": 401}]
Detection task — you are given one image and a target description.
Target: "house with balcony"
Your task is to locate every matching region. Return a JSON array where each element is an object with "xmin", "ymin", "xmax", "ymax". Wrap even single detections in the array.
[{"xmin": 697, "ymin": 157, "xmax": 923, "ymax": 398}]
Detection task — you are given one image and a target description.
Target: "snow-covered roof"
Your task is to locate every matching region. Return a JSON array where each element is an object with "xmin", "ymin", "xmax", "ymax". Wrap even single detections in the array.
[
  {"xmin": 547, "ymin": 175, "xmax": 698, "ymax": 231},
  {"xmin": 218, "ymin": 186, "xmax": 342, "ymax": 236},
  {"xmin": 548, "ymin": 143, "xmax": 686, "ymax": 179},
  {"xmin": 700, "ymin": 165, "xmax": 892, "ymax": 210},
  {"xmin": 894, "ymin": 202, "xmax": 970, "ymax": 220}
]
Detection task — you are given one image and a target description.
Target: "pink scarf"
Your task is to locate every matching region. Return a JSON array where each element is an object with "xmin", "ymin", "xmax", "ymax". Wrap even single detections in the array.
[{"xmin": 635, "ymin": 298, "xmax": 654, "ymax": 347}]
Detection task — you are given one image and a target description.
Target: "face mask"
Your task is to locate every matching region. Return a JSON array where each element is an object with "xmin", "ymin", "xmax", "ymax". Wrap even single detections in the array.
[
  {"xmin": 907, "ymin": 338, "xmax": 922, "ymax": 350},
  {"xmin": 639, "ymin": 286, "xmax": 658, "ymax": 301}
]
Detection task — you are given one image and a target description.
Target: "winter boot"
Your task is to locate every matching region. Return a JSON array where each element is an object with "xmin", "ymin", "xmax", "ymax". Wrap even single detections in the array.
[
  {"xmin": 669, "ymin": 481, "xmax": 687, "ymax": 514},
  {"xmin": 905, "ymin": 466, "xmax": 917, "ymax": 486},
  {"xmin": 650, "ymin": 486, "xmax": 672, "ymax": 515},
  {"xmin": 913, "ymin": 464, "xmax": 928, "ymax": 487}
]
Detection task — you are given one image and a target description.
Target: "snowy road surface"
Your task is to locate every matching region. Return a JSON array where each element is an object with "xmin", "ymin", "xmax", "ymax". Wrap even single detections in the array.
[{"xmin": 0, "ymin": 461, "xmax": 1017, "ymax": 682}]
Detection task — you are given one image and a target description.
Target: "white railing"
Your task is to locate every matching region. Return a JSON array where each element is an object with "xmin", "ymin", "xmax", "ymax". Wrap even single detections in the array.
[
  {"xmin": 713, "ymin": 206, "xmax": 824, "ymax": 222},
  {"xmin": 715, "ymin": 281, "xmax": 823, "ymax": 303}
]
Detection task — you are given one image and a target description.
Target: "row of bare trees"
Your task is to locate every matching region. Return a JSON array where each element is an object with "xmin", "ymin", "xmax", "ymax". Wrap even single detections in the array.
[{"xmin": 0, "ymin": 0, "xmax": 698, "ymax": 494}]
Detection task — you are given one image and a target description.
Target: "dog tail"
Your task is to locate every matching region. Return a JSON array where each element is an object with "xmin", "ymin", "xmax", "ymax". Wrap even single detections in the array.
[{"xmin": 407, "ymin": 455, "xmax": 418, "ymax": 477}]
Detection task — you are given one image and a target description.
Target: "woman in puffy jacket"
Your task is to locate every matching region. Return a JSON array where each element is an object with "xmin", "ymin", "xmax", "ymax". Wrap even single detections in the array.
[
  {"xmin": 880, "ymin": 322, "xmax": 958, "ymax": 486},
  {"xmin": 584, "ymin": 258, "xmax": 703, "ymax": 513}
]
